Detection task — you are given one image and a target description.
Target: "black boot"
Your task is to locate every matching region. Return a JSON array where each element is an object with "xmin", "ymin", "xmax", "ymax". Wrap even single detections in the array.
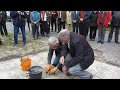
[{"xmin": 115, "ymin": 41, "xmax": 120, "ymax": 44}]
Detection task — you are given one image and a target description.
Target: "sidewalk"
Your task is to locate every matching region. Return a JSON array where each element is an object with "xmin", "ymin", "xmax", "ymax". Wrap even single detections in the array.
[
  {"xmin": 0, "ymin": 51, "xmax": 120, "ymax": 79},
  {"xmin": 88, "ymin": 60, "xmax": 120, "ymax": 79}
]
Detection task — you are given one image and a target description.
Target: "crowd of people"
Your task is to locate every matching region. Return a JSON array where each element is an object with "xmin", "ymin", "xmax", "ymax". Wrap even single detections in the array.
[{"xmin": 0, "ymin": 11, "xmax": 120, "ymax": 45}]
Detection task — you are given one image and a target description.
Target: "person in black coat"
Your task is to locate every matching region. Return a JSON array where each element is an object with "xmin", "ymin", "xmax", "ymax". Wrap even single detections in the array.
[
  {"xmin": 71, "ymin": 11, "xmax": 79, "ymax": 34},
  {"xmin": 58, "ymin": 29, "xmax": 94, "ymax": 79},
  {"xmin": 50, "ymin": 11, "xmax": 58, "ymax": 32},
  {"xmin": 0, "ymin": 11, "xmax": 8, "ymax": 36},
  {"xmin": 108, "ymin": 11, "xmax": 120, "ymax": 44},
  {"xmin": 26, "ymin": 11, "xmax": 31, "ymax": 32},
  {"xmin": 89, "ymin": 11, "xmax": 98, "ymax": 41},
  {"xmin": 79, "ymin": 11, "xmax": 91, "ymax": 39},
  {"xmin": 10, "ymin": 11, "xmax": 27, "ymax": 46}
]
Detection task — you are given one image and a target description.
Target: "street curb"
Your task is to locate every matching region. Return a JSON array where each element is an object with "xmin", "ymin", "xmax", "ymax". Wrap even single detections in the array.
[{"xmin": 0, "ymin": 47, "xmax": 48, "ymax": 62}]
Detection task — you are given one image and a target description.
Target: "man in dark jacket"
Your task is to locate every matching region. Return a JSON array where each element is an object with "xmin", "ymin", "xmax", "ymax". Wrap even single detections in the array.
[
  {"xmin": 89, "ymin": 11, "xmax": 98, "ymax": 41},
  {"xmin": 44, "ymin": 37, "xmax": 63, "ymax": 74},
  {"xmin": 26, "ymin": 11, "xmax": 31, "ymax": 32},
  {"xmin": 50, "ymin": 11, "xmax": 58, "ymax": 32},
  {"xmin": 58, "ymin": 29, "xmax": 94, "ymax": 79},
  {"xmin": 79, "ymin": 11, "xmax": 91, "ymax": 39},
  {"xmin": 0, "ymin": 11, "xmax": 8, "ymax": 36},
  {"xmin": 57, "ymin": 11, "xmax": 66, "ymax": 33},
  {"xmin": 71, "ymin": 11, "xmax": 79, "ymax": 34},
  {"xmin": 10, "ymin": 11, "xmax": 27, "ymax": 46},
  {"xmin": 108, "ymin": 11, "xmax": 120, "ymax": 44}
]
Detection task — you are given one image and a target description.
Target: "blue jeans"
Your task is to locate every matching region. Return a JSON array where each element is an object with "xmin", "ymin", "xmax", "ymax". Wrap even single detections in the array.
[
  {"xmin": 14, "ymin": 25, "xmax": 26, "ymax": 45},
  {"xmin": 98, "ymin": 25, "xmax": 106, "ymax": 43},
  {"xmin": 52, "ymin": 55, "xmax": 62, "ymax": 71}
]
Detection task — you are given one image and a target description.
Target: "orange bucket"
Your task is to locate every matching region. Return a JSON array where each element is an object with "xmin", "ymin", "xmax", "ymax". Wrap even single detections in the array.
[{"xmin": 20, "ymin": 57, "xmax": 31, "ymax": 71}]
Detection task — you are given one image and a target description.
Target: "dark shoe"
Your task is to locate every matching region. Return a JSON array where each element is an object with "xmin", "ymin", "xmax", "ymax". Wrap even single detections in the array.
[
  {"xmin": 115, "ymin": 41, "xmax": 120, "ymax": 44},
  {"xmin": 41, "ymin": 34, "xmax": 44, "ymax": 37},
  {"xmin": 19, "ymin": 32, "xmax": 21, "ymax": 35},
  {"xmin": 23, "ymin": 43, "xmax": 26, "ymax": 46},
  {"xmin": 46, "ymin": 34, "xmax": 49, "ymax": 37},
  {"xmin": 90, "ymin": 39, "xmax": 92, "ymax": 41},
  {"xmin": 14, "ymin": 42, "xmax": 18, "ymax": 45},
  {"xmin": 52, "ymin": 64, "xmax": 57, "ymax": 67},
  {"xmin": 89, "ymin": 74, "xmax": 93, "ymax": 79},
  {"xmin": 23, "ymin": 44, "xmax": 26, "ymax": 46},
  {"xmin": 107, "ymin": 41, "xmax": 111, "ymax": 43},
  {"xmin": 97, "ymin": 41, "xmax": 101, "ymax": 43},
  {"xmin": 92, "ymin": 39, "xmax": 95, "ymax": 41},
  {"xmin": 66, "ymin": 71, "xmax": 72, "ymax": 76},
  {"xmin": 14, "ymin": 44, "xmax": 18, "ymax": 47},
  {"xmin": 101, "ymin": 42, "xmax": 104, "ymax": 44},
  {"xmin": 58, "ymin": 68, "xmax": 63, "ymax": 72}
]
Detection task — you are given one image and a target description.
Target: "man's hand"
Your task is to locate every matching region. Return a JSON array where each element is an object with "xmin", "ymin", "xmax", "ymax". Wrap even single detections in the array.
[
  {"xmin": 62, "ymin": 66, "xmax": 67, "ymax": 73},
  {"xmin": 80, "ymin": 18, "xmax": 83, "ymax": 22},
  {"xmin": 108, "ymin": 22, "xmax": 111, "ymax": 25},
  {"xmin": 34, "ymin": 22, "xmax": 37, "ymax": 24},
  {"xmin": 60, "ymin": 56, "xmax": 64, "ymax": 65},
  {"xmin": 44, "ymin": 64, "xmax": 51, "ymax": 71},
  {"xmin": 50, "ymin": 67, "xmax": 57, "ymax": 74},
  {"xmin": 73, "ymin": 20, "xmax": 76, "ymax": 23},
  {"xmin": 20, "ymin": 12, "xmax": 24, "ymax": 15}
]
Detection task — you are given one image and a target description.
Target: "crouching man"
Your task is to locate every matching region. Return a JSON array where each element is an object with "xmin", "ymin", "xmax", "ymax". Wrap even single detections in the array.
[
  {"xmin": 44, "ymin": 37, "xmax": 63, "ymax": 74},
  {"xmin": 58, "ymin": 29, "xmax": 94, "ymax": 79}
]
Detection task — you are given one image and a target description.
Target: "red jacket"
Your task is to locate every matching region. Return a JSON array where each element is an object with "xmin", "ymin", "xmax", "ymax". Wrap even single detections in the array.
[{"xmin": 97, "ymin": 11, "xmax": 112, "ymax": 27}]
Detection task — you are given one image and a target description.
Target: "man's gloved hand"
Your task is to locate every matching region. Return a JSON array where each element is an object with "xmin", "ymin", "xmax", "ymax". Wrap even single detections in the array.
[
  {"xmin": 50, "ymin": 67, "xmax": 57, "ymax": 74},
  {"xmin": 44, "ymin": 64, "xmax": 51, "ymax": 71}
]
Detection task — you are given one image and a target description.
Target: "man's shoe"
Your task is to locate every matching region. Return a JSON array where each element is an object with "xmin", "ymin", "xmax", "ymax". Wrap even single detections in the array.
[
  {"xmin": 89, "ymin": 74, "xmax": 93, "ymax": 79},
  {"xmin": 92, "ymin": 39, "xmax": 95, "ymax": 41},
  {"xmin": 97, "ymin": 41, "xmax": 101, "ymax": 43},
  {"xmin": 90, "ymin": 39, "xmax": 92, "ymax": 41},
  {"xmin": 23, "ymin": 43, "xmax": 26, "ymax": 46},
  {"xmin": 107, "ymin": 40, "xmax": 111, "ymax": 43},
  {"xmin": 46, "ymin": 34, "xmax": 49, "ymax": 37},
  {"xmin": 101, "ymin": 42, "xmax": 104, "ymax": 44},
  {"xmin": 66, "ymin": 71, "xmax": 72, "ymax": 76},
  {"xmin": 115, "ymin": 41, "xmax": 120, "ymax": 44},
  {"xmin": 52, "ymin": 64, "xmax": 57, "ymax": 67}
]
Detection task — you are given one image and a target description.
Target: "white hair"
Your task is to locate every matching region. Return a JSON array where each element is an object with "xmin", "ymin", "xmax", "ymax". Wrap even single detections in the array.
[
  {"xmin": 58, "ymin": 29, "xmax": 70, "ymax": 39},
  {"xmin": 48, "ymin": 37, "xmax": 59, "ymax": 46}
]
